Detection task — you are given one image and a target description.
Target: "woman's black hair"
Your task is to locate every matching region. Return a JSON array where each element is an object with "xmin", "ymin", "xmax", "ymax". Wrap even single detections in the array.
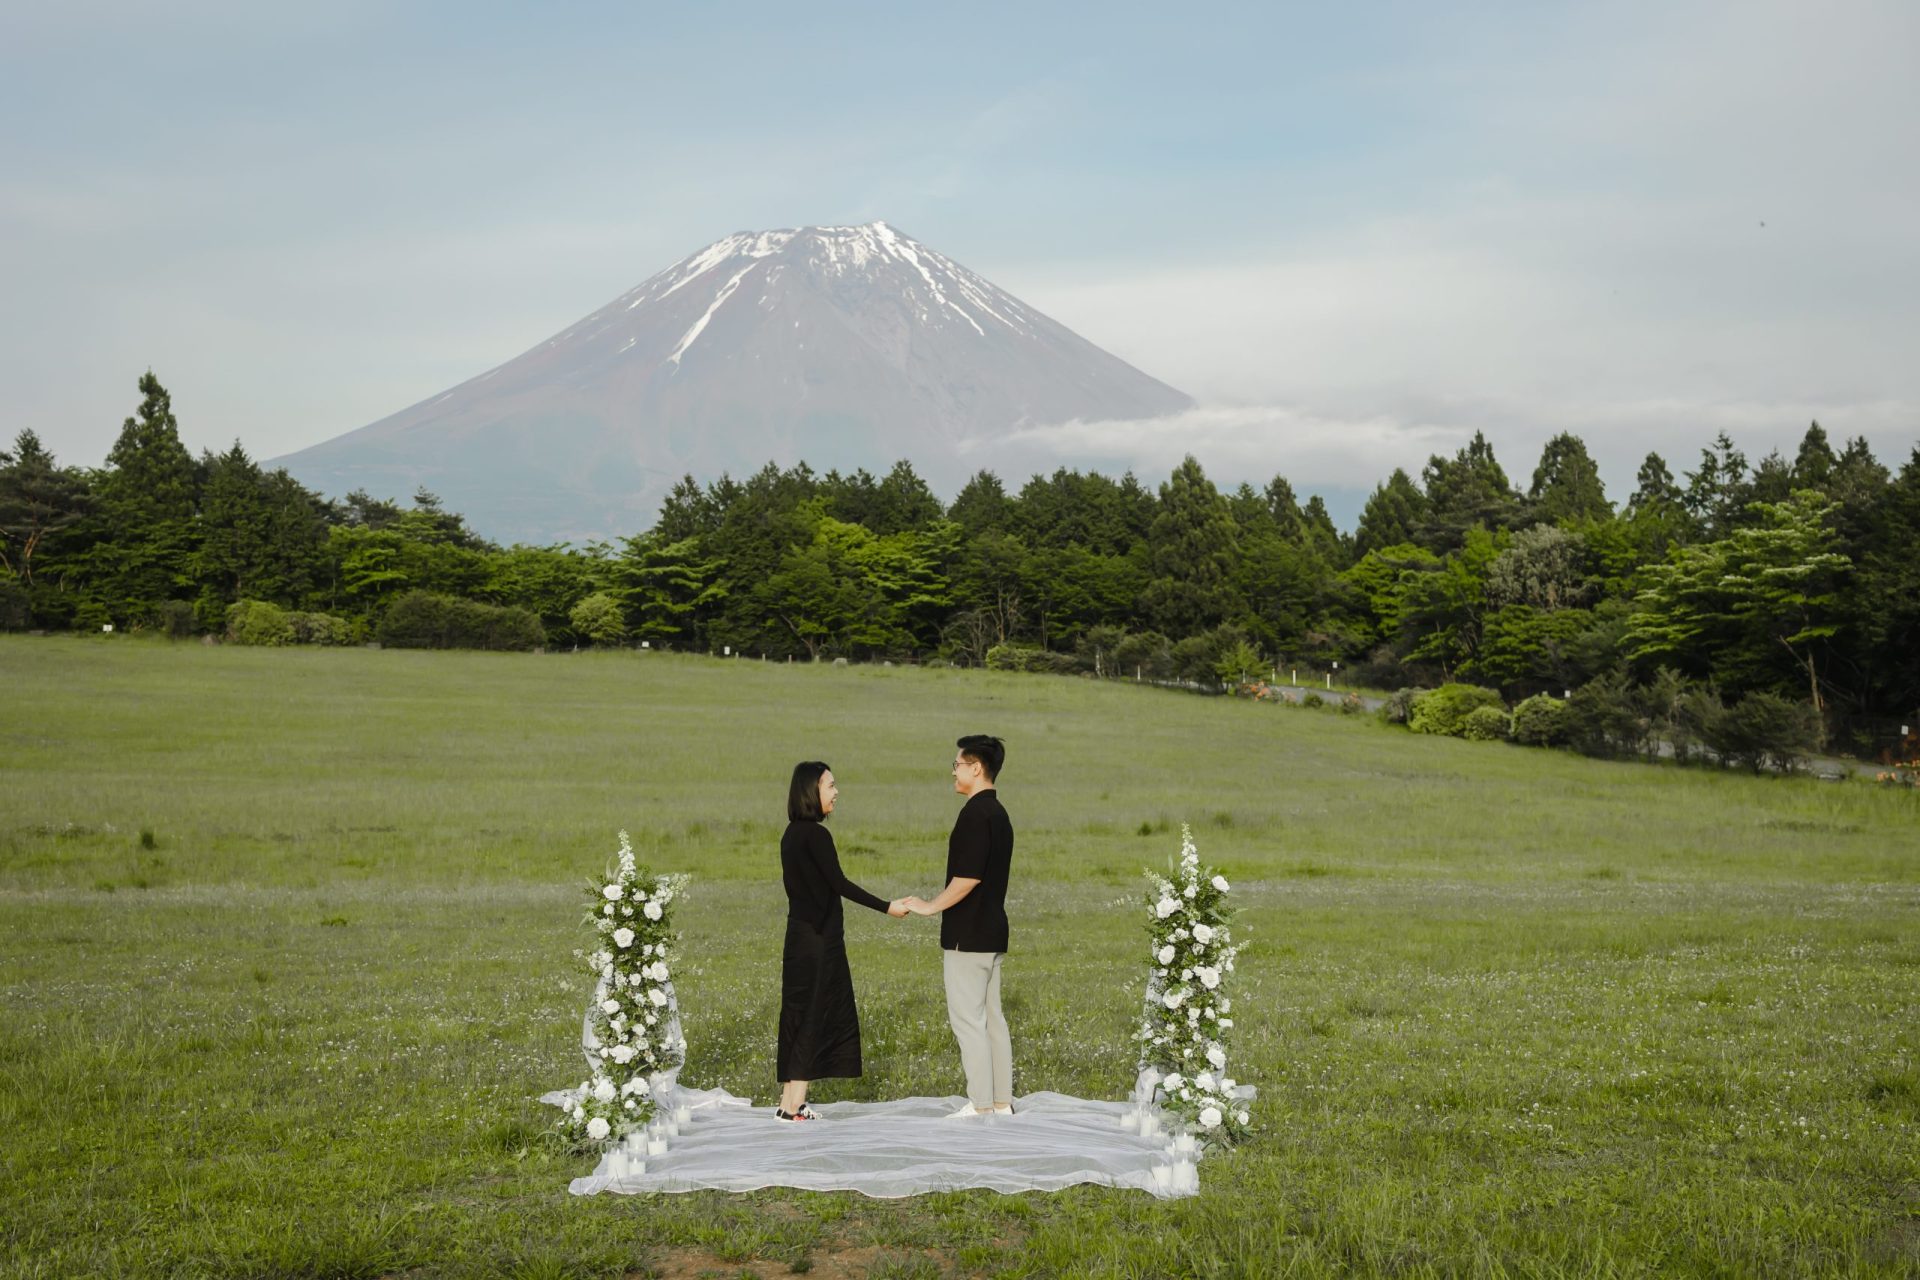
[{"xmin": 789, "ymin": 761, "xmax": 832, "ymax": 822}]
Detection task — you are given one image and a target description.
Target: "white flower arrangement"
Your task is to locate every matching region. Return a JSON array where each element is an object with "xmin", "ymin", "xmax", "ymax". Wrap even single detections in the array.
[
  {"xmin": 1135, "ymin": 824, "xmax": 1251, "ymax": 1149},
  {"xmin": 556, "ymin": 830, "xmax": 687, "ymax": 1149}
]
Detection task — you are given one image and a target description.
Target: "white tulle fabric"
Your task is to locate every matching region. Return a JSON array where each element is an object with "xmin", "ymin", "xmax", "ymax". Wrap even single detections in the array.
[{"xmin": 541, "ymin": 987, "xmax": 1249, "ymax": 1199}]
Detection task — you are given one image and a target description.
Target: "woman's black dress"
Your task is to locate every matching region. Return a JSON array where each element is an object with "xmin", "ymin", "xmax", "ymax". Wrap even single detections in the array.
[{"xmin": 778, "ymin": 819, "xmax": 889, "ymax": 1083}]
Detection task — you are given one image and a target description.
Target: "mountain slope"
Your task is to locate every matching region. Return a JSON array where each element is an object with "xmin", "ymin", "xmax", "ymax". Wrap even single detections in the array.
[{"xmin": 274, "ymin": 222, "xmax": 1190, "ymax": 543}]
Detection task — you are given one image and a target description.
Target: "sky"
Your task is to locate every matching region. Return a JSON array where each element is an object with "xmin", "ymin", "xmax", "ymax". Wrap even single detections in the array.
[{"xmin": 4, "ymin": 0, "xmax": 1916, "ymax": 527}]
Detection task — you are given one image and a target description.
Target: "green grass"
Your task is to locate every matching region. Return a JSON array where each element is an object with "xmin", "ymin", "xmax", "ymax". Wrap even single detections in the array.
[{"xmin": 1, "ymin": 636, "xmax": 1915, "ymax": 1278}]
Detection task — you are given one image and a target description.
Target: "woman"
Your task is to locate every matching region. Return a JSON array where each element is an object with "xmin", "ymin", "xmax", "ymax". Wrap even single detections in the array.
[{"xmin": 778, "ymin": 761, "xmax": 907, "ymax": 1122}]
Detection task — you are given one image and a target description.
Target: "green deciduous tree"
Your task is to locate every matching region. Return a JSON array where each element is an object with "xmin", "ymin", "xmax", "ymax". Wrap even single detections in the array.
[{"xmin": 1629, "ymin": 490, "xmax": 1850, "ymax": 718}]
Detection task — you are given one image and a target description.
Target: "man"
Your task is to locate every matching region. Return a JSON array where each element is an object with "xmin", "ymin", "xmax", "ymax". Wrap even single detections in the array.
[{"xmin": 907, "ymin": 734, "xmax": 1015, "ymax": 1117}]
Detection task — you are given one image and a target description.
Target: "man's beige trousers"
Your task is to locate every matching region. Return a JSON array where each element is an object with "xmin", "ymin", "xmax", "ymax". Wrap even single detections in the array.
[{"xmin": 942, "ymin": 949, "xmax": 1012, "ymax": 1108}]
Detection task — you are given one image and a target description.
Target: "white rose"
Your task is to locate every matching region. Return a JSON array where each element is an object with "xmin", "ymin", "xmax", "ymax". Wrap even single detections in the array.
[
  {"xmin": 1184, "ymin": 884, "xmax": 1196, "ymax": 898},
  {"xmin": 602, "ymin": 904, "xmax": 614, "ymax": 916},
  {"xmin": 572, "ymin": 1105, "xmax": 585, "ymax": 1120},
  {"xmin": 643, "ymin": 901, "xmax": 664, "ymax": 921},
  {"xmin": 1162, "ymin": 988, "xmax": 1185, "ymax": 1010},
  {"xmin": 647, "ymin": 987, "xmax": 668, "ymax": 1007},
  {"xmin": 1198, "ymin": 1106, "xmax": 1222, "ymax": 1130},
  {"xmin": 1193, "ymin": 924, "xmax": 1215, "ymax": 944},
  {"xmin": 1162, "ymin": 1073, "xmax": 1183, "ymax": 1091},
  {"xmin": 612, "ymin": 928, "xmax": 635, "ymax": 948},
  {"xmin": 1218, "ymin": 1018, "xmax": 1234, "ymax": 1029},
  {"xmin": 592, "ymin": 1079, "xmax": 616, "ymax": 1102},
  {"xmin": 600, "ymin": 998, "xmax": 620, "ymax": 1015},
  {"xmin": 1221, "ymin": 1077, "xmax": 1236, "ymax": 1092},
  {"xmin": 1207, "ymin": 1045, "xmax": 1227, "ymax": 1071},
  {"xmin": 602, "ymin": 884, "xmax": 623, "ymax": 901},
  {"xmin": 1235, "ymin": 1109, "xmax": 1250, "ymax": 1125},
  {"xmin": 1212, "ymin": 875, "xmax": 1230, "ymax": 892},
  {"xmin": 648, "ymin": 961, "xmax": 671, "ymax": 982},
  {"xmin": 586, "ymin": 1116, "xmax": 611, "ymax": 1141},
  {"xmin": 1156, "ymin": 945, "xmax": 1175, "ymax": 965},
  {"xmin": 607, "ymin": 1044, "xmax": 635, "ymax": 1064},
  {"xmin": 621, "ymin": 1077, "xmax": 649, "ymax": 1096},
  {"xmin": 1197, "ymin": 967, "xmax": 1221, "ymax": 990},
  {"xmin": 1219, "ymin": 998, "xmax": 1231, "ymax": 1014},
  {"xmin": 1155, "ymin": 898, "xmax": 1179, "ymax": 919},
  {"xmin": 1195, "ymin": 1071, "xmax": 1216, "ymax": 1091},
  {"xmin": 1181, "ymin": 968, "xmax": 1193, "ymax": 982}
]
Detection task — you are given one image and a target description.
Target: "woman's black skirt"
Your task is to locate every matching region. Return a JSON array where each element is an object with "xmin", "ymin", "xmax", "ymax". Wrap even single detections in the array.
[{"xmin": 777, "ymin": 915, "xmax": 863, "ymax": 1083}]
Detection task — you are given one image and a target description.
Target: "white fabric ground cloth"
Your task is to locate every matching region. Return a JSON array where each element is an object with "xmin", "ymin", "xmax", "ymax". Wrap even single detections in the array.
[{"xmin": 562, "ymin": 1089, "xmax": 1205, "ymax": 1199}]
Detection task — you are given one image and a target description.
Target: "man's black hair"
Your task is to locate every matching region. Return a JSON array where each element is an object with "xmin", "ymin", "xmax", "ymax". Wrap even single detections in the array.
[
  {"xmin": 956, "ymin": 734, "xmax": 1005, "ymax": 782},
  {"xmin": 789, "ymin": 760, "xmax": 831, "ymax": 822}
]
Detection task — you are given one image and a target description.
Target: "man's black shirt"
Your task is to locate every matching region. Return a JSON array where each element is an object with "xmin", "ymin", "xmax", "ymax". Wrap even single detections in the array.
[{"xmin": 942, "ymin": 789, "xmax": 1013, "ymax": 953}]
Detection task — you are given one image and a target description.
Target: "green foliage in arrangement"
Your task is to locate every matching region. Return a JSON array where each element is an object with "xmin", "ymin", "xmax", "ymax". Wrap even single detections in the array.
[{"xmin": 1407, "ymin": 683, "xmax": 1506, "ymax": 738}]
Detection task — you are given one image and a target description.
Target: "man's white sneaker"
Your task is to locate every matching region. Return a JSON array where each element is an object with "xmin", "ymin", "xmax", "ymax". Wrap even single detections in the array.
[{"xmin": 944, "ymin": 1103, "xmax": 988, "ymax": 1119}]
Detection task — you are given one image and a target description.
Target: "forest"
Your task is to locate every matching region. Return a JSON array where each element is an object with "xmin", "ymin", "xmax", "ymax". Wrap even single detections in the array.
[{"xmin": 4, "ymin": 372, "xmax": 1915, "ymax": 756}]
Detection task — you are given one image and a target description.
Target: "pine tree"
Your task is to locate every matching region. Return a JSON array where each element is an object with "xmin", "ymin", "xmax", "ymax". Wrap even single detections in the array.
[
  {"xmin": 1527, "ymin": 432, "xmax": 1612, "ymax": 524},
  {"xmin": 1353, "ymin": 468, "xmax": 1428, "ymax": 558},
  {"xmin": 947, "ymin": 470, "xmax": 1011, "ymax": 534},
  {"xmin": 1420, "ymin": 431, "xmax": 1517, "ymax": 549},
  {"xmin": 1792, "ymin": 421, "xmax": 1837, "ymax": 490},
  {"xmin": 0, "ymin": 430, "xmax": 90, "ymax": 587},
  {"xmin": 1683, "ymin": 431, "xmax": 1751, "ymax": 538},
  {"xmin": 1141, "ymin": 456, "xmax": 1241, "ymax": 636},
  {"xmin": 81, "ymin": 371, "xmax": 201, "ymax": 621}
]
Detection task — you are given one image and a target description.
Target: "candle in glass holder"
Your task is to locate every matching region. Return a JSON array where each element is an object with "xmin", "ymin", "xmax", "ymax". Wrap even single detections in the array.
[
  {"xmin": 605, "ymin": 1150, "xmax": 629, "ymax": 1178},
  {"xmin": 1150, "ymin": 1165, "xmax": 1173, "ymax": 1192},
  {"xmin": 1119, "ymin": 1111, "xmax": 1139, "ymax": 1131},
  {"xmin": 1174, "ymin": 1159, "xmax": 1198, "ymax": 1193},
  {"xmin": 1139, "ymin": 1114, "xmax": 1160, "ymax": 1139},
  {"xmin": 674, "ymin": 1105, "xmax": 693, "ymax": 1124},
  {"xmin": 646, "ymin": 1136, "xmax": 668, "ymax": 1156}
]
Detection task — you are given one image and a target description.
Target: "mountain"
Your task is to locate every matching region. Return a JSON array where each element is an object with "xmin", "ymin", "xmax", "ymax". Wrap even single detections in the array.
[{"xmin": 273, "ymin": 222, "xmax": 1191, "ymax": 544}]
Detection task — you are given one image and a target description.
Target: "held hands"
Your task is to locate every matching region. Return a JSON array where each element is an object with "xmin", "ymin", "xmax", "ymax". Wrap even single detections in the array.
[
  {"xmin": 888, "ymin": 896, "xmax": 936, "ymax": 918},
  {"xmin": 887, "ymin": 899, "xmax": 910, "ymax": 918}
]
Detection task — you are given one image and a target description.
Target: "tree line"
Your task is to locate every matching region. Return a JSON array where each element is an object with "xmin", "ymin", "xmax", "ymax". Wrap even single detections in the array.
[{"xmin": 3, "ymin": 371, "xmax": 1916, "ymax": 753}]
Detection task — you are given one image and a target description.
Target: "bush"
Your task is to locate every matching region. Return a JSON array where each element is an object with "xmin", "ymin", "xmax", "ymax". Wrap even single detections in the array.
[
  {"xmin": 0, "ymin": 572, "xmax": 29, "ymax": 631},
  {"xmin": 1379, "ymin": 687, "xmax": 1428, "ymax": 725},
  {"xmin": 1510, "ymin": 694, "xmax": 1569, "ymax": 746},
  {"xmin": 1707, "ymin": 691, "xmax": 1823, "ymax": 774},
  {"xmin": 156, "ymin": 599, "xmax": 197, "ymax": 640},
  {"xmin": 226, "ymin": 600, "xmax": 293, "ymax": 646},
  {"xmin": 1564, "ymin": 670, "xmax": 1652, "ymax": 758},
  {"xmin": 569, "ymin": 592, "xmax": 628, "ymax": 646},
  {"xmin": 1461, "ymin": 705, "xmax": 1511, "ymax": 741},
  {"xmin": 1111, "ymin": 630, "xmax": 1173, "ymax": 681},
  {"xmin": 985, "ymin": 643, "xmax": 1046, "ymax": 672},
  {"xmin": 1408, "ymin": 684, "xmax": 1505, "ymax": 737},
  {"xmin": 287, "ymin": 611, "xmax": 355, "ymax": 645},
  {"xmin": 376, "ymin": 591, "xmax": 546, "ymax": 652},
  {"xmin": 1339, "ymin": 692, "xmax": 1366, "ymax": 716},
  {"xmin": 73, "ymin": 601, "xmax": 112, "ymax": 632}
]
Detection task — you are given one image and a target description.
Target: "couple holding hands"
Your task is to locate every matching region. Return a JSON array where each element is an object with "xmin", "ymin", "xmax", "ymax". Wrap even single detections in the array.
[{"xmin": 776, "ymin": 735, "xmax": 1014, "ymax": 1124}]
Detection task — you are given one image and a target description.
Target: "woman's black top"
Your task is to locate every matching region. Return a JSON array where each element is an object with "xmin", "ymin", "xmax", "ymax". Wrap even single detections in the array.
[{"xmin": 781, "ymin": 819, "xmax": 889, "ymax": 930}]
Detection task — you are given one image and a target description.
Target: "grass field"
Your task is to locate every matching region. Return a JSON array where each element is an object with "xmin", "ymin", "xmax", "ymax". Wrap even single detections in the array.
[{"xmin": 1, "ymin": 637, "xmax": 1916, "ymax": 1279}]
